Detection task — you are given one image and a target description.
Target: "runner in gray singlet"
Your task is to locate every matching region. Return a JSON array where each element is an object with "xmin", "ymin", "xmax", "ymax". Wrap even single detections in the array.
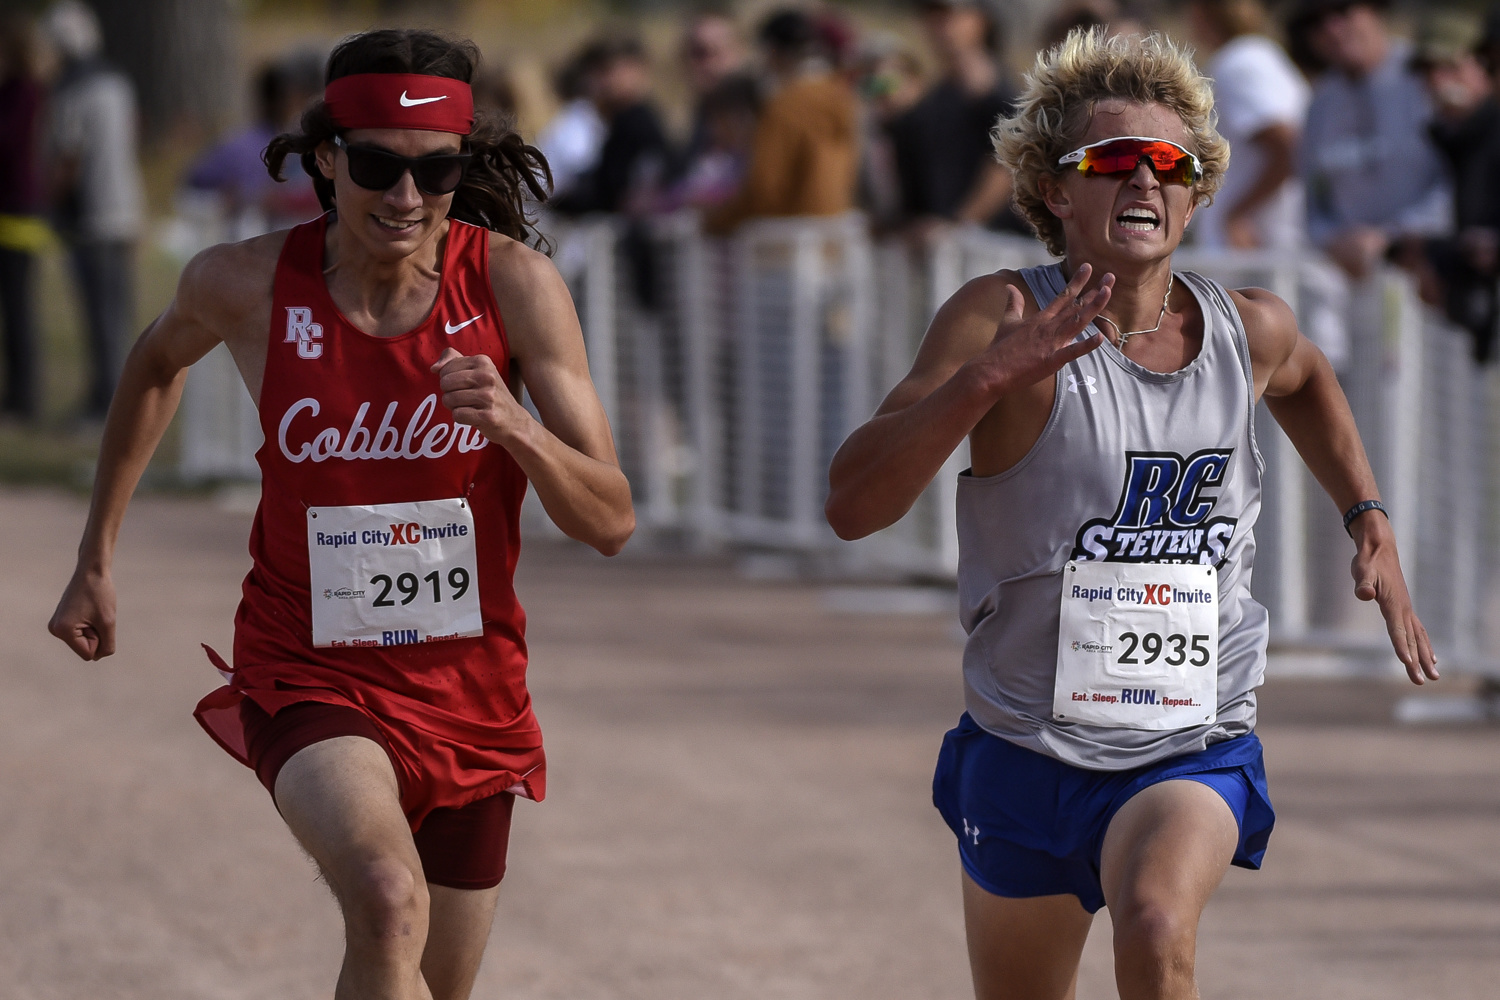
[
  {"xmin": 826, "ymin": 28, "xmax": 1437, "ymax": 1000},
  {"xmin": 959, "ymin": 264, "xmax": 1266, "ymax": 771}
]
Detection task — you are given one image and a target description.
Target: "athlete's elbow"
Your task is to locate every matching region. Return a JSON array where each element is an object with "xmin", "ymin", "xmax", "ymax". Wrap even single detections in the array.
[
  {"xmin": 825, "ymin": 491, "xmax": 873, "ymax": 541},
  {"xmin": 594, "ymin": 507, "xmax": 635, "ymax": 557}
]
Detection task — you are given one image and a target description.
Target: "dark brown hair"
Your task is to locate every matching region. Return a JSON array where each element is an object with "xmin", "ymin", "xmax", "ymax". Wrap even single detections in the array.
[{"xmin": 264, "ymin": 29, "xmax": 553, "ymax": 251}]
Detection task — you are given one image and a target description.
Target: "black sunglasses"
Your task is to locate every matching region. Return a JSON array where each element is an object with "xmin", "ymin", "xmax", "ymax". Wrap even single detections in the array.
[{"xmin": 332, "ymin": 136, "xmax": 470, "ymax": 196}]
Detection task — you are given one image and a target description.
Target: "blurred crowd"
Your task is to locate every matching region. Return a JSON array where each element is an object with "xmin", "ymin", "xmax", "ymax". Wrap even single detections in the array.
[
  {"xmin": 2, "ymin": 1, "xmax": 146, "ymax": 423},
  {"xmin": 4, "ymin": 0, "xmax": 1500, "ymax": 429},
  {"xmin": 530, "ymin": 0, "xmax": 1500, "ymax": 362}
]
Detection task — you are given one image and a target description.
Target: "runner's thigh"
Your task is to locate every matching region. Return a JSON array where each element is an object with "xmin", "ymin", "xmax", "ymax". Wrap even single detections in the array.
[
  {"xmin": 963, "ymin": 872, "xmax": 1094, "ymax": 1000},
  {"xmin": 273, "ymin": 735, "xmax": 425, "ymax": 893},
  {"xmin": 1098, "ymin": 778, "xmax": 1239, "ymax": 924}
]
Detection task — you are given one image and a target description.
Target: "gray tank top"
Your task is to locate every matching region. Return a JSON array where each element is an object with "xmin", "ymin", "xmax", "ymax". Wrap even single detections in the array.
[{"xmin": 956, "ymin": 263, "xmax": 1268, "ymax": 770}]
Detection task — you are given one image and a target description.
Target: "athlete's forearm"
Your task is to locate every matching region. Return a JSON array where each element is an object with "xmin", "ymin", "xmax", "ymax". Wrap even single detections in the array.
[
  {"xmin": 491, "ymin": 414, "xmax": 634, "ymax": 555},
  {"xmin": 826, "ymin": 362, "xmax": 997, "ymax": 540},
  {"xmin": 1264, "ymin": 355, "xmax": 1379, "ymax": 516},
  {"xmin": 76, "ymin": 335, "xmax": 190, "ymax": 572}
]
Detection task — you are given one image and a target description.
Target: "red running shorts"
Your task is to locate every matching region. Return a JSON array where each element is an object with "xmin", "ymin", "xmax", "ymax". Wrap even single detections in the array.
[{"xmin": 240, "ymin": 699, "xmax": 514, "ymax": 890}]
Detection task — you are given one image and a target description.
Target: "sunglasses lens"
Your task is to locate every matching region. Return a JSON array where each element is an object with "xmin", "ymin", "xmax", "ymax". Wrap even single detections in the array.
[
  {"xmin": 412, "ymin": 157, "xmax": 468, "ymax": 196},
  {"xmin": 344, "ymin": 146, "xmax": 408, "ymax": 191},
  {"xmin": 1079, "ymin": 139, "xmax": 1198, "ymax": 184}
]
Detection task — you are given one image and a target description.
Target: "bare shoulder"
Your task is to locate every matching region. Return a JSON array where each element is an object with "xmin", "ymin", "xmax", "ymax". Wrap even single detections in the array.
[
  {"xmin": 175, "ymin": 231, "xmax": 285, "ymax": 335},
  {"xmin": 486, "ymin": 231, "xmax": 579, "ymax": 358},
  {"xmin": 1226, "ymin": 285, "xmax": 1299, "ymax": 371},
  {"xmin": 951, "ymin": 268, "xmax": 1031, "ymax": 319},
  {"xmin": 918, "ymin": 269, "xmax": 1029, "ymax": 363},
  {"xmin": 877, "ymin": 269, "xmax": 1029, "ymax": 416},
  {"xmin": 486, "ymin": 230, "xmax": 569, "ymax": 303}
]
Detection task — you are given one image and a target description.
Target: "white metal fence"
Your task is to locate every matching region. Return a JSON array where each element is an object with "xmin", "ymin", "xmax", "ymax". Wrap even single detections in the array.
[{"xmin": 177, "ymin": 213, "xmax": 1500, "ymax": 674}]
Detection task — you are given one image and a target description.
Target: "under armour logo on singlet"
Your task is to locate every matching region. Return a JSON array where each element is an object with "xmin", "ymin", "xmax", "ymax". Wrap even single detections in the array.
[
  {"xmin": 285, "ymin": 307, "xmax": 324, "ymax": 360},
  {"xmin": 1067, "ymin": 373, "xmax": 1097, "ymax": 395}
]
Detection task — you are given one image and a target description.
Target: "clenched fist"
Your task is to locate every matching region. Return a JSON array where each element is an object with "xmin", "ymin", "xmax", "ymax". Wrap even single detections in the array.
[{"xmin": 430, "ymin": 347, "xmax": 528, "ymax": 443}]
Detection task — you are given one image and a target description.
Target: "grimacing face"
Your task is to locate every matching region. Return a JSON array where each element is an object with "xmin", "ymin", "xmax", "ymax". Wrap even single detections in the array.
[
  {"xmin": 1040, "ymin": 100, "xmax": 1200, "ymax": 264},
  {"xmin": 315, "ymin": 127, "xmax": 463, "ymax": 260}
]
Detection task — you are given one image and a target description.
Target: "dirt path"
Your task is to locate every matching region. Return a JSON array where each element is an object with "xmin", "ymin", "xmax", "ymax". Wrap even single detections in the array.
[{"xmin": 3, "ymin": 489, "xmax": 1497, "ymax": 999}]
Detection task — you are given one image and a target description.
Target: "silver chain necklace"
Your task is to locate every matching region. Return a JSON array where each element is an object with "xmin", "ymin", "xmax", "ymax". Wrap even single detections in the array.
[{"xmin": 1095, "ymin": 272, "xmax": 1173, "ymax": 350}]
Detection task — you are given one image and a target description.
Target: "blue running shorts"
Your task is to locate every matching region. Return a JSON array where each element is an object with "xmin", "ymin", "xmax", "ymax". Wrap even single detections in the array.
[{"xmin": 932, "ymin": 713, "xmax": 1275, "ymax": 913}]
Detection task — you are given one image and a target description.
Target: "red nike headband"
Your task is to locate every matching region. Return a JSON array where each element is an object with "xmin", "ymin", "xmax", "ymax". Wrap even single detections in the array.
[{"xmin": 324, "ymin": 73, "xmax": 475, "ymax": 135}]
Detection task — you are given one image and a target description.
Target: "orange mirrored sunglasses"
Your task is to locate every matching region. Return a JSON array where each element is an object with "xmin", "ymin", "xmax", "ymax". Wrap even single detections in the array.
[{"xmin": 1057, "ymin": 136, "xmax": 1203, "ymax": 185}]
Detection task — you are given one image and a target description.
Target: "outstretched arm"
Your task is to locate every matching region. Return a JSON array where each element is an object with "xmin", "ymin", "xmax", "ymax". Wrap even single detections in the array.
[
  {"xmin": 49, "ymin": 248, "xmax": 234, "ymax": 660},
  {"xmin": 826, "ymin": 264, "xmax": 1112, "ymax": 540},
  {"xmin": 432, "ymin": 237, "xmax": 633, "ymax": 556},
  {"xmin": 1241, "ymin": 287, "xmax": 1438, "ymax": 684}
]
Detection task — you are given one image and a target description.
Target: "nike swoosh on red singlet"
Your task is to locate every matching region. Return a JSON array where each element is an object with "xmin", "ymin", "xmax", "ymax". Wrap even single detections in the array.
[{"xmin": 445, "ymin": 315, "xmax": 483, "ymax": 335}]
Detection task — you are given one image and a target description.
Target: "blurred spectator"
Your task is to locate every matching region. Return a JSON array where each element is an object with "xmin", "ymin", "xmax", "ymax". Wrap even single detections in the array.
[
  {"xmin": 681, "ymin": 8, "xmax": 749, "ymax": 109},
  {"xmin": 857, "ymin": 39, "xmax": 926, "ymax": 122},
  {"xmin": 1413, "ymin": 12, "xmax": 1500, "ymax": 362},
  {"xmin": 1186, "ymin": 0, "xmax": 1309, "ymax": 251},
  {"xmin": 41, "ymin": 0, "xmax": 145, "ymax": 420},
  {"xmin": 552, "ymin": 37, "xmax": 674, "ymax": 216},
  {"xmin": 473, "ymin": 64, "xmax": 518, "ymax": 119},
  {"xmin": 0, "ymin": 15, "xmax": 47, "ymax": 422},
  {"xmin": 659, "ymin": 74, "xmax": 761, "ymax": 211},
  {"xmin": 1039, "ymin": 1, "xmax": 1149, "ymax": 52},
  {"xmin": 885, "ymin": 0, "xmax": 1020, "ymax": 238},
  {"xmin": 536, "ymin": 48, "xmax": 606, "ymax": 201},
  {"xmin": 812, "ymin": 7, "xmax": 860, "ymax": 74},
  {"xmin": 704, "ymin": 8, "xmax": 859, "ymax": 234},
  {"xmin": 1294, "ymin": 0, "xmax": 1450, "ymax": 279},
  {"xmin": 183, "ymin": 56, "xmax": 321, "ymax": 237},
  {"xmin": 1484, "ymin": 6, "xmax": 1500, "ymax": 78},
  {"xmin": 676, "ymin": 9, "xmax": 755, "ymax": 190},
  {"xmin": 855, "ymin": 37, "xmax": 926, "ymax": 228}
]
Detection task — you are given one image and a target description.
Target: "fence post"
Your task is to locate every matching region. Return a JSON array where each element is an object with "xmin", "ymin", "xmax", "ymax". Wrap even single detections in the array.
[
  {"xmin": 582, "ymin": 222, "xmax": 619, "ymax": 433},
  {"xmin": 179, "ymin": 343, "xmax": 261, "ymax": 482},
  {"xmin": 1382, "ymin": 271, "xmax": 1424, "ymax": 583},
  {"xmin": 1253, "ymin": 411, "xmax": 1308, "ymax": 640},
  {"xmin": 733, "ymin": 232, "xmax": 761, "ymax": 534},
  {"xmin": 1259, "ymin": 259, "xmax": 1309, "ymax": 640},
  {"xmin": 790, "ymin": 228, "xmax": 825, "ymax": 546},
  {"xmin": 679, "ymin": 225, "xmax": 724, "ymax": 546},
  {"xmin": 843, "ymin": 220, "xmax": 875, "ymax": 450}
]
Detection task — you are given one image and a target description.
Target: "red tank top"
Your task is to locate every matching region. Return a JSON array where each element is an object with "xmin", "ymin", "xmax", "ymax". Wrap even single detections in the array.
[{"xmin": 195, "ymin": 214, "xmax": 545, "ymax": 816}]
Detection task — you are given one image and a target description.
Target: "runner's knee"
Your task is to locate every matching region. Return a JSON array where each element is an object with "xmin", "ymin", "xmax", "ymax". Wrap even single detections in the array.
[
  {"xmin": 1111, "ymin": 898, "xmax": 1196, "ymax": 977},
  {"xmin": 336, "ymin": 854, "xmax": 429, "ymax": 945}
]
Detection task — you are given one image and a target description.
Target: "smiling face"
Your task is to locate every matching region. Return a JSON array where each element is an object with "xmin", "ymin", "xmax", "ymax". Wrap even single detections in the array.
[
  {"xmin": 315, "ymin": 127, "xmax": 463, "ymax": 260},
  {"xmin": 1040, "ymin": 99, "xmax": 1200, "ymax": 267}
]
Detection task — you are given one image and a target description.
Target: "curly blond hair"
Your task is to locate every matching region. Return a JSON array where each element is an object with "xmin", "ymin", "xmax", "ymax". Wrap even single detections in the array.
[{"xmin": 993, "ymin": 28, "xmax": 1229, "ymax": 257}]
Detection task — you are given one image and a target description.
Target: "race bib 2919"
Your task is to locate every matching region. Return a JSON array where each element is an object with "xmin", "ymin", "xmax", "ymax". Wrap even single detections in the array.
[{"xmin": 306, "ymin": 498, "xmax": 483, "ymax": 649}]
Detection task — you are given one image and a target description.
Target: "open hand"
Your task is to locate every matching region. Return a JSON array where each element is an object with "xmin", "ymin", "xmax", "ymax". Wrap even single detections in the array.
[
  {"xmin": 1352, "ymin": 535, "xmax": 1438, "ymax": 684},
  {"xmin": 430, "ymin": 347, "xmax": 525, "ymax": 442},
  {"xmin": 49, "ymin": 568, "xmax": 117, "ymax": 661},
  {"xmin": 971, "ymin": 262, "xmax": 1113, "ymax": 395}
]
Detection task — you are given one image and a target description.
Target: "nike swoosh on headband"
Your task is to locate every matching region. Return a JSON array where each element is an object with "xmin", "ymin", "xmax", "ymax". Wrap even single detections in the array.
[
  {"xmin": 445, "ymin": 314, "xmax": 483, "ymax": 334},
  {"xmin": 400, "ymin": 92, "xmax": 450, "ymax": 107}
]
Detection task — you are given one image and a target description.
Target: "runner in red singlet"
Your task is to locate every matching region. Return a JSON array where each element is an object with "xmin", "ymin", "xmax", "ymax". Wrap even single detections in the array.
[{"xmin": 48, "ymin": 30, "xmax": 634, "ymax": 1000}]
